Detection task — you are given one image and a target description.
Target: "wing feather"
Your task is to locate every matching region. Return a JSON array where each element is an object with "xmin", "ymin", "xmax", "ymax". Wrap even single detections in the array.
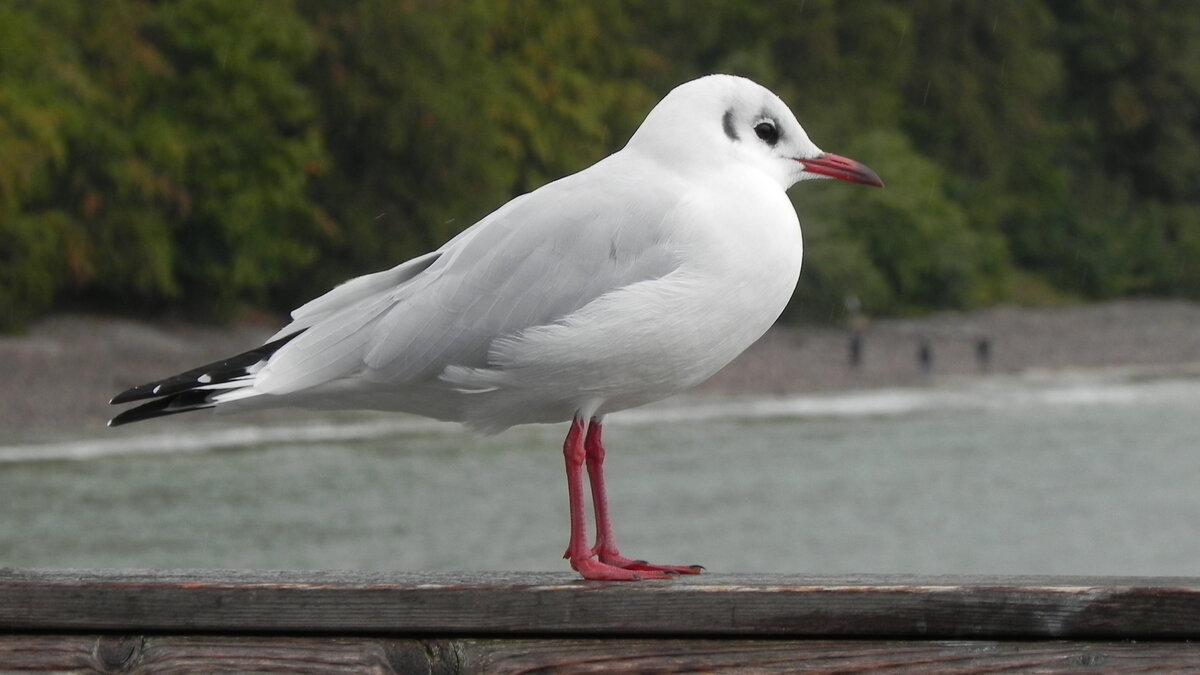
[
  {"xmin": 268, "ymin": 250, "xmax": 441, "ymax": 341},
  {"xmin": 252, "ymin": 152, "xmax": 685, "ymax": 397},
  {"xmin": 360, "ymin": 163, "xmax": 683, "ymax": 382}
]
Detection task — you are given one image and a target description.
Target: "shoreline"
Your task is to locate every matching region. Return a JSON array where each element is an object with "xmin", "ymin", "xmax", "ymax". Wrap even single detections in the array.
[
  {"xmin": 698, "ymin": 299, "xmax": 1200, "ymax": 395},
  {"xmin": 3, "ymin": 299, "xmax": 1199, "ymax": 442}
]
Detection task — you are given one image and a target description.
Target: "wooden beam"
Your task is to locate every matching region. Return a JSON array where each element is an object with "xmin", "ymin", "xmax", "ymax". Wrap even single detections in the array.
[
  {"xmin": 4, "ymin": 636, "xmax": 1200, "ymax": 673},
  {"xmin": 4, "ymin": 570, "xmax": 1200, "ymax": 639}
]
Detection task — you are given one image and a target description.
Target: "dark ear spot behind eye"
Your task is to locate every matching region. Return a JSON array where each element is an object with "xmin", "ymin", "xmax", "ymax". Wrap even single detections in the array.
[
  {"xmin": 722, "ymin": 109, "xmax": 739, "ymax": 141},
  {"xmin": 754, "ymin": 120, "xmax": 779, "ymax": 146}
]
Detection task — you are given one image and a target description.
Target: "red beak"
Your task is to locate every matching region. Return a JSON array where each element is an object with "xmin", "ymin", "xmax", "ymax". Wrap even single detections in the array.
[{"xmin": 798, "ymin": 153, "xmax": 884, "ymax": 187}]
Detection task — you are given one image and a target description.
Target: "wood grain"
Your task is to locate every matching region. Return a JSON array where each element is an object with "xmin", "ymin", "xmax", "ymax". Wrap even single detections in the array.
[
  {"xmin": 4, "ymin": 636, "xmax": 1200, "ymax": 674},
  {"xmin": 3, "ymin": 570, "xmax": 1200, "ymax": 639}
]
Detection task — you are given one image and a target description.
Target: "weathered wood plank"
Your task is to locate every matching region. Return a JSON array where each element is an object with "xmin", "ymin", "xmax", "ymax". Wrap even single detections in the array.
[
  {"xmin": 4, "ymin": 570, "xmax": 1200, "ymax": 639},
  {"xmin": 0, "ymin": 635, "xmax": 432, "ymax": 674},
  {"xmin": 454, "ymin": 638, "xmax": 1200, "ymax": 674},
  {"xmin": 4, "ymin": 636, "xmax": 1200, "ymax": 674}
]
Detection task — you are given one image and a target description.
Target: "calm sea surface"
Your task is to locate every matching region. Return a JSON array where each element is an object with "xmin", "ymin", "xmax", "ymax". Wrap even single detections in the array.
[{"xmin": 3, "ymin": 367, "xmax": 1198, "ymax": 576}]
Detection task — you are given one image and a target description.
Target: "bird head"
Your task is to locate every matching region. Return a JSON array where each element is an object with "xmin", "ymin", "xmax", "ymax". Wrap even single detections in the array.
[{"xmin": 628, "ymin": 74, "xmax": 883, "ymax": 191}]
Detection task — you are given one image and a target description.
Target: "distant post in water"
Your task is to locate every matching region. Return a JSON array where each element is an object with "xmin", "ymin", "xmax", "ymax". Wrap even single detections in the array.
[
  {"xmin": 844, "ymin": 294, "xmax": 865, "ymax": 370},
  {"xmin": 848, "ymin": 332, "xmax": 863, "ymax": 368},
  {"xmin": 917, "ymin": 338, "xmax": 933, "ymax": 377},
  {"xmin": 975, "ymin": 336, "xmax": 992, "ymax": 373}
]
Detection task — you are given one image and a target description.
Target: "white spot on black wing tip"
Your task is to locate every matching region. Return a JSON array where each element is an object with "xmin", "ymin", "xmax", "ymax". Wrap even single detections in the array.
[
  {"xmin": 152, "ymin": 385, "xmax": 162, "ymax": 394},
  {"xmin": 198, "ymin": 374, "xmax": 212, "ymax": 384}
]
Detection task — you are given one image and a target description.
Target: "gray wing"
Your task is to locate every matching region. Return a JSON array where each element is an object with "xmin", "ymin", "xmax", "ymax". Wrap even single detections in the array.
[
  {"xmin": 268, "ymin": 250, "xmax": 442, "ymax": 340},
  {"xmin": 252, "ymin": 156, "xmax": 684, "ymax": 395}
]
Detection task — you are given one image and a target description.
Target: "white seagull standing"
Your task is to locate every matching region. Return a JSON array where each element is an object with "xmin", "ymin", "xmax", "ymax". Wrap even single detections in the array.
[{"xmin": 110, "ymin": 75, "xmax": 882, "ymax": 581}]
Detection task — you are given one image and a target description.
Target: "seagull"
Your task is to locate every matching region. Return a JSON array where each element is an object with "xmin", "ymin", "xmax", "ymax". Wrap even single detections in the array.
[{"xmin": 109, "ymin": 74, "xmax": 882, "ymax": 580}]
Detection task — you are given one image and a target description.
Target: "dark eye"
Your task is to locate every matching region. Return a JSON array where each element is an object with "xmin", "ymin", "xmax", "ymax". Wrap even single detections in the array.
[{"xmin": 754, "ymin": 120, "xmax": 779, "ymax": 145}]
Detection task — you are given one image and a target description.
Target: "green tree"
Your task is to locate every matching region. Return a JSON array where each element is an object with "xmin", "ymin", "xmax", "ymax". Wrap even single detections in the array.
[
  {"xmin": 1049, "ymin": 0, "xmax": 1200, "ymax": 297},
  {"xmin": 0, "ymin": 0, "xmax": 324, "ymax": 328},
  {"xmin": 4, "ymin": 1, "xmax": 1200, "ymax": 329},
  {"xmin": 291, "ymin": 0, "xmax": 662, "ymax": 301}
]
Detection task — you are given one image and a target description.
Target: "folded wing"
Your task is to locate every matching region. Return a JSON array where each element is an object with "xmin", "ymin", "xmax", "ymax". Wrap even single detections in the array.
[{"xmin": 246, "ymin": 157, "xmax": 685, "ymax": 402}]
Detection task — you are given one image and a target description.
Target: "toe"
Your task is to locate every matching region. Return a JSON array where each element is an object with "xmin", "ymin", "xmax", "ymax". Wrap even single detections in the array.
[{"xmin": 598, "ymin": 553, "xmax": 705, "ymax": 575}]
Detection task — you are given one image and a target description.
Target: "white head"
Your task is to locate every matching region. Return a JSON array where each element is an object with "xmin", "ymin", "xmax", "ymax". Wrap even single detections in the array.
[{"xmin": 627, "ymin": 74, "xmax": 882, "ymax": 191}]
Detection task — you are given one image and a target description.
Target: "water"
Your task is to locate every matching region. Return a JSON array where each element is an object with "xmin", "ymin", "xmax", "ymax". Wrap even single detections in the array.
[{"xmin": 2, "ymin": 368, "xmax": 1198, "ymax": 576}]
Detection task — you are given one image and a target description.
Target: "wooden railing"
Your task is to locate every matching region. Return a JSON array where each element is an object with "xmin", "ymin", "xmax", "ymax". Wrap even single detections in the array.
[{"xmin": 4, "ymin": 570, "xmax": 1200, "ymax": 672}]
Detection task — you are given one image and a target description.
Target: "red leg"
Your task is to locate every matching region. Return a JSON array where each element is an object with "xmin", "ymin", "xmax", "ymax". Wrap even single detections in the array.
[
  {"xmin": 562, "ymin": 417, "xmax": 655, "ymax": 580},
  {"xmin": 584, "ymin": 420, "xmax": 703, "ymax": 576}
]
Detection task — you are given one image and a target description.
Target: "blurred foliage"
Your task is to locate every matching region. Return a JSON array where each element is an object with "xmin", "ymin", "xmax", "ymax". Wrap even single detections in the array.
[
  {"xmin": 0, "ymin": 0, "xmax": 324, "ymax": 326},
  {"xmin": 1, "ymin": 0, "xmax": 1198, "ymax": 329}
]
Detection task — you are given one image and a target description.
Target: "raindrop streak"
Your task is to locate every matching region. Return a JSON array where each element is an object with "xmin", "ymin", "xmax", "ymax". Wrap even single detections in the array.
[{"xmin": 922, "ymin": 80, "xmax": 931, "ymax": 106}]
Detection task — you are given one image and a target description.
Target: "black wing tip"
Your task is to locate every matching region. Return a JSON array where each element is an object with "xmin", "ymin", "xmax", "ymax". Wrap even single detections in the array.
[
  {"xmin": 110, "ymin": 386, "xmax": 155, "ymax": 406},
  {"xmin": 106, "ymin": 329, "xmax": 306, "ymax": 425},
  {"xmin": 109, "ymin": 380, "xmax": 188, "ymax": 405},
  {"xmin": 108, "ymin": 391, "xmax": 216, "ymax": 427}
]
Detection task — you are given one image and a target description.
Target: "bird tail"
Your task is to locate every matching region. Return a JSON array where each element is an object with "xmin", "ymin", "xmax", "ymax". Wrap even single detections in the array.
[{"xmin": 108, "ymin": 330, "xmax": 305, "ymax": 427}]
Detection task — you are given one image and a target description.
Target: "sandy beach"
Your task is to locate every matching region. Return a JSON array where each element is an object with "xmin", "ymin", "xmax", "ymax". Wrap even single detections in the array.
[{"xmin": 3, "ymin": 299, "xmax": 1199, "ymax": 442}]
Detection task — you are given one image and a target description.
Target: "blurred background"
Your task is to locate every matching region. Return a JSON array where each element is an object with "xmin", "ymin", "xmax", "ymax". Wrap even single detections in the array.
[
  {"xmin": 2, "ymin": 1, "xmax": 1199, "ymax": 576},
  {"xmin": 3, "ymin": 0, "xmax": 1198, "ymax": 328}
]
